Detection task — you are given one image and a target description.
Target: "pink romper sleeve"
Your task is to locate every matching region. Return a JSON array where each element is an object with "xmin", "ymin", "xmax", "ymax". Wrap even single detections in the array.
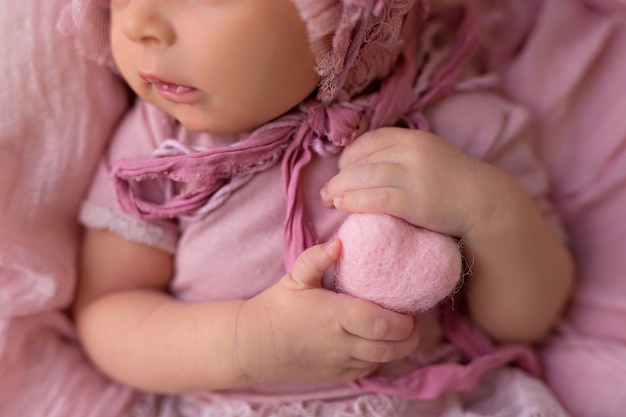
[{"xmin": 79, "ymin": 101, "xmax": 179, "ymax": 254}]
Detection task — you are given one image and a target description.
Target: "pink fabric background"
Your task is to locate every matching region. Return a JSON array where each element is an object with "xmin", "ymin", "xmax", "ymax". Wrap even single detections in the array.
[
  {"xmin": 0, "ymin": 0, "xmax": 133, "ymax": 415},
  {"xmin": 1, "ymin": 0, "xmax": 625, "ymax": 416},
  {"xmin": 501, "ymin": 0, "xmax": 626, "ymax": 415}
]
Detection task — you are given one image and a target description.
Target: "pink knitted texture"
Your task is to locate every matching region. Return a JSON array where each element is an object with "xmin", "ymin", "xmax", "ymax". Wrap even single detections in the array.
[{"xmin": 334, "ymin": 213, "xmax": 462, "ymax": 314}]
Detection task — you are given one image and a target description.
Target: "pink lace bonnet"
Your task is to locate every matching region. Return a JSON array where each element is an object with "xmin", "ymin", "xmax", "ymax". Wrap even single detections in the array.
[
  {"xmin": 289, "ymin": 0, "xmax": 418, "ymax": 101},
  {"xmin": 57, "ymin": 0, "xmax": 421, "ymax": 103}
]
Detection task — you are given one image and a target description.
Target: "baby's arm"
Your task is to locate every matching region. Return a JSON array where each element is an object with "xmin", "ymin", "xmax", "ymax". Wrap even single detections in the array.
[
  {"xmin": 75, "ymin": 228, "xmax": 419, "ymax": 393},
  {"xmin": 321, "ymin": 127, "xmax": 575, "ymax": 344}
]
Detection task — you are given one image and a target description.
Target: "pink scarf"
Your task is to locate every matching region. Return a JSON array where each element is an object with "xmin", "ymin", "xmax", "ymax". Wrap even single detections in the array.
[{"xmin": 113, "ymin": 5, "xmax": 477, "ymax": 271}]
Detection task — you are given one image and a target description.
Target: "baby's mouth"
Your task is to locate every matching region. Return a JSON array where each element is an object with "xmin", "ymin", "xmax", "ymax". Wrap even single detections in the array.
[
  {"xmin": 139, "ymin": 73, "xmax": 199, "ymax": 102},
  {"xmin": 155, "ymin": 81, "xmax": 195, "ymax": 95}
]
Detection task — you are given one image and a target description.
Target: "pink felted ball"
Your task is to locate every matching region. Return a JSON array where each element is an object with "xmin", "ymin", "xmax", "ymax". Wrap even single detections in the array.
[{"xmin": 334, "ymin": 213, "xmax": 463, "ymax": 314}]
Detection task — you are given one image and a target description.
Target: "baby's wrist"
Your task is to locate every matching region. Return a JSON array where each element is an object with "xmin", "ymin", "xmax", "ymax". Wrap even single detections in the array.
[
  {"xmin": 234, "ymin": 298, "xmax": 273, "ymax": 386},
  {"xmin": 463, "ymin": 169, "xmax": 528, "ymax": 243}
]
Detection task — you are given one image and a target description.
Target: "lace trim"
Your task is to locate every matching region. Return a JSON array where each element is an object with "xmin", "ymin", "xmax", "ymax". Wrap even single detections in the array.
[
  {"xmin": 291, "ymin": 0, "xmax": 421, "ymax": 101},
  {"xmin": 125, "ymin": 392, "xmax": 409, "ymax": 417},
  {"xmin": 79, "ymin": 202, "xmax": 178, "ymax": 254}
]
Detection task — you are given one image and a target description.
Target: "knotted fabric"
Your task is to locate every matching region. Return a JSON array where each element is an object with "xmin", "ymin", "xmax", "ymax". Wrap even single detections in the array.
[{"xmin": 113, "ymin": 4, "xmax": 477, "ymax": 271}]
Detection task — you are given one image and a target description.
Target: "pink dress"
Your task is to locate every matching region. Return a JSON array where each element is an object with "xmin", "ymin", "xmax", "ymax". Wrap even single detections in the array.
[{"xmin": 78, "ymin": 79, "xmax": 570, "ymax": 415}]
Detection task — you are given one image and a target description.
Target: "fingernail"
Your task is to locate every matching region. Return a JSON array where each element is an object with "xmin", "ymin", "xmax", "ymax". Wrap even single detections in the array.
[
  {"xmin": 320, "ymin": 184, "xmax": 332, "ymax": 205},
  {"xmin": 320, "ymin": 183, "xmax": 328, "ymax": 197},
  {"xmin": 333, "ymin": 195, "xmax": 344, "ymax": 208},
  {"xmin": 321, "ymin": 238, "xmax": 340, "ymax": 256},
  {"xmin": 322, "ymin": 238, "xmax": 337, "ymax": 250}
]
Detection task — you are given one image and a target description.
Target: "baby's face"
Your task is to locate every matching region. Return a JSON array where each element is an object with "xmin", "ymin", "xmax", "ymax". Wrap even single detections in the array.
[{"xmin": 110, "ymin": 0, "xmax": 320, "ymax": 134}]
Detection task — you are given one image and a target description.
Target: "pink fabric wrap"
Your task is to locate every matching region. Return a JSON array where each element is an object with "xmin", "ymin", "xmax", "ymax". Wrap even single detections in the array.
[
  {"xmin": 0, "ymin": 0, "xmax": 132, "ymax": 416},
  {"xmin": 500, "ymin": 0, "xmax": 626, "ymax": 415}
]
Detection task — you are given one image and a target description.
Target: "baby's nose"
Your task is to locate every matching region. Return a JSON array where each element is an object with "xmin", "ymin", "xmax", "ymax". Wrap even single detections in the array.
[{"xmin": 119, "ymin": 0, "xmax": 175, "ymax": 46}]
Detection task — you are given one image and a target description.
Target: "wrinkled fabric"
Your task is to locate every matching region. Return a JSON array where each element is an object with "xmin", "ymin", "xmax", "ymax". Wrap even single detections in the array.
[
  {"xmin": 0, "ymin": 0, "xmax": 127, "ymax": 319},
  {"xmin": 119, "ymin": 368, "xmax": 565, "ymax": 417},
  {"xmin": 0, "ymin": 0, "xmax": 130, "ymax": 416},
  {"xmin": 501, "ymin": 0, "xmax": 626, "ymax": 416}
]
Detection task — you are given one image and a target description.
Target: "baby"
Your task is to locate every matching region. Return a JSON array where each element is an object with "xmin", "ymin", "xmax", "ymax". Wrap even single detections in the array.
[{"xmin": 71, "ymin": 0, "xmax": 574, "ymax": 415}]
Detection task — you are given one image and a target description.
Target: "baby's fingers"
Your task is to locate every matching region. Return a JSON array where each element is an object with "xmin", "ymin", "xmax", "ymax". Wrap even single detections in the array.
[
  {"xmin": 338, "ymin": 363, "xmax": 380, "ymax": 382},
  {"xmin": 320, "ymin": 162, "xmax": 408, "ymax": 209},
  {"xmin": 285, "ymin": 239, "xmax": 341, "ymax": 291},
  {"xmin": 337, "ymin": 127, "xmax": 406, "ymax": 169},
  {"xmin": 340, "ymin": 298, "xmax": 418, "ymax": 342},
  {"xmin": 350, "ymin": 333, "xmax": 420, "ymax": 364}
]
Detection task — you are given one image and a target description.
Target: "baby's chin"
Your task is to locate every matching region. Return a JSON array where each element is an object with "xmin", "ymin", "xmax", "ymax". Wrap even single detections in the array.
[
  {"xmin": 167, "ymin": 105, "xmax": 271, "ymax": 137},
  {"xmin": 176, "ymin": 118, "xmax": 251, "ymax": 144},
  {"xmin": 143, "ymin": 91, "xmax": 299, "ymax": 136},
  {"xmin": 154, "ymin": 106, "xmax": 239, "ymax": 136}
]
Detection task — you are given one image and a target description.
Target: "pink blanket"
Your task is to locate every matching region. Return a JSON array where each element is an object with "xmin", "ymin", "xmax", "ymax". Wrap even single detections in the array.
[
  {"xmin": 0, "ymin": 1, "xmax": 132, "ymax": 415},
  {"xmin": 502, "ymin": 0, "xmax": 626, "ymax": 415},
  {"xmin": 1, "ymin": 0, "xmax": 625, "ymax": 416}
]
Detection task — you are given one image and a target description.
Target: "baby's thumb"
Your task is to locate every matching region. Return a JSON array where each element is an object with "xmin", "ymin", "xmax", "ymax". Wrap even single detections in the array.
[{"xmin": 288, "ymin": 239, "xmax": 341, "ymax": 290}]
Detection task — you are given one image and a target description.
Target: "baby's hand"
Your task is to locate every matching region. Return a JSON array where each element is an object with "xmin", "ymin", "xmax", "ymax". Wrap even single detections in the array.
[
  {"xmin": 321, "ymin": 127, "xmax": 496, "ymax": 237},
  {"xmin": 235, "ymin": 239, "xmax": 419, "ymax": 385}
]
